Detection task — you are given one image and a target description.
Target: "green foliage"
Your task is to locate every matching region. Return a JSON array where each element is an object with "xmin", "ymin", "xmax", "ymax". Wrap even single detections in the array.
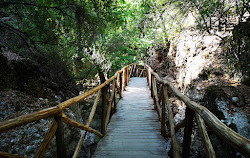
[
  {"xmin": 0, "ymin": 0, "xmax": 128, "ymax": 79},
  {"xmin": 1, "ymin": 0, "xmax": 170, "ymax": 81},
  {"xmin": 167, "ymin": 0, "xmax": 249, "ymax": 33},
  {"xmin": 3, "ymin": 0, "xmax": 247, "ymax": 83}
]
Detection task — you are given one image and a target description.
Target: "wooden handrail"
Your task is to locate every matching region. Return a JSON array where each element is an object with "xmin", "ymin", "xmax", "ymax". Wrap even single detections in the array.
[
  {"xmin": 2, "ymin": 64, "xmax": 249, "ymax": 158},
  {"xmin": 0, "ymin": 152, "xmax": 28, "ymax": 158},
  {"xmin": 146, "ymin": 65, "xmax": 250, "ymax": 158},
  {"xmin": 0, "ymin": 64, "xmax": 134, "ymax": 158},
  {"xmin": 0, "ymin": 65, "xmax": 130, "ymax": 132},
  {"xmin": 61, "ymin": 113, "xmax": 103, "ymax": 137},
  {"xmin": 0, "ymin": 106, "xmax": 61, "ymax": 133}
]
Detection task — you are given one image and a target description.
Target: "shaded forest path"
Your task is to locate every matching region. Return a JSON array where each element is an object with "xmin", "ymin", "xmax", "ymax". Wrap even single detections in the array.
[{"xmin": 93, "ymin": 77, "xmax": 167, "ymax": 158}]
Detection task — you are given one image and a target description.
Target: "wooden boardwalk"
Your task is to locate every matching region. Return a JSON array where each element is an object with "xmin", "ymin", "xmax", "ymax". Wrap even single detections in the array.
[{"xmin": 93, "ymin": 77, "xmax": 167, "ymax": 158}]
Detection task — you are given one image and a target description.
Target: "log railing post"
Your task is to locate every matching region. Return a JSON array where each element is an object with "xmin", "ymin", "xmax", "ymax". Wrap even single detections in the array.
[
  {"xmin": 113, "ymin": 82, "xmax": 117, "ymax": 112},
  {"xmin": 139, "ymin": 70, "xmax": 143, "ymax": 77},
  {"xmin": 54, "ymin": 114, "xmax": 66, "ymax": 158},
  {"xmin": 126, "ymin": 67, "xmax": 128, "ymax": 84},
  {"xmin": 152, "ymin": 77, "xmax": 162, "ymax": 119},
  {"xmin": 133, "ymin": 64, "xmax": 136, "ymax": 77},
  {"xmin": 122, "ymin": 69, "xmax": 126, "ymax": 91},
  {"xmin": 158, "ymin": 86, "xmax": 163, "ymax": 106},
  {"xmin": 116, "ymin": 73, "xmax": 120, "ymax": 95},
  {"xmin": 111, "ymin": 80, "xmax": 117, "ymax": 113},
  {"xmin": 129, "ymin": 65, "xmax": 133, "ymax": 79},
  {"xmin": 127, "ymin": 67, "xmax": 129, "ymax": 84},
  {"xmin": 119, "ymin": 72, "xmax": 123, "ymax": 98},
  {"xmin": 101, "ymin": 86, "xmax": 108, "ymax": 135},
  {"xmin": 35, "ymin": 120, "xmax": 58, "ymax": 158},
  {"xmin": 146, "ymin": 68, "xmax": 149, "ymax": 84},
  {"xmin": 160, "ymin": 86, "xmax": 166, "ymax": 138},
  {"xmin": 125, "ymin": 68, "xmax": 127, "ymax": 87},
  {"xmin": 105, "ymin": 79, "xmax": 117, "ymax": 129},
  {"xmin": 182, "ymin": 107, "xmax": 194, "ymax": 158},
  {"xmin": 151, "ymin": 76, "xmax": 156, "ymax": 109},
  {"xmin": 163, "ymin": 86, "xmax": 180, "ymax": 158},
  {"xmin": 150, "ymin": 74, "xmax": 154, "ymax": 97},
  {"xmin": 72, "ymin": 90, "xmax": 102, "ymax": 158},
  {"xmin": 148, "ymin": 69, "xmax": 152, "ymax": 89},
  {"xmin": 125, "ymin": 68, "xmax": 127, "ymax": 89},
  {"xmin": 195, "ymin": 113, "xmax": 216, "ymax": 158}
]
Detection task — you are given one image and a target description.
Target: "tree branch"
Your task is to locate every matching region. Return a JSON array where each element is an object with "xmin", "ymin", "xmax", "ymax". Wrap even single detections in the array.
[
  {"xmin": 0, "ymin": 2, "xmax": 74, "ymax": 19},
  {"xmin": 0, "ymin": 21, "xmax": 38, "ymax": 51}
]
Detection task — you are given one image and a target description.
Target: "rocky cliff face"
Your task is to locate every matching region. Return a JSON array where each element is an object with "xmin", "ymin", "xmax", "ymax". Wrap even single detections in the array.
[
  {"xmin": 168, "ymin": 29, "xmax": 223, "ymax": 89},
  {"xmin": 150, "ymin": 14, "xmax": 249, "ymax": 91},
  {"xmin": 149, "ymin": 13, "xmax": 250, "ymax": 158}
]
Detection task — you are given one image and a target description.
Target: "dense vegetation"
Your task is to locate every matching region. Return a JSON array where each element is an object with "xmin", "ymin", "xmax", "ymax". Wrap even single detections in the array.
[
  {"xmin": 0, "ymin": 1, "xmax": 249, "ymax": 157},
  {"xmin": 0, "ymin": 0, "xmax": 249, "ymax": 83}
]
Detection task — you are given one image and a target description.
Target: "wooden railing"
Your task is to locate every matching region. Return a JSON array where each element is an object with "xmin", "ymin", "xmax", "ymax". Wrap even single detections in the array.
[
  {"xmin": 146, "ymin": 65, "xmax": 250, "ymax": 158},
  {"xmin": 0, "ymin": 64, "xmax": 140, "ymax": 158},
  {"xmin": 1, "ymin": 64, "xmax": 249, "ymax": 158}
]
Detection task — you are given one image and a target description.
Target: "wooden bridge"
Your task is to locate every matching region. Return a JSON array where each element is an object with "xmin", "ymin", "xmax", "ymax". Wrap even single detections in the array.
[
  {"xmin": 0, "ymin": 64, "xmax": 249, "ymax": 158},
  {"xmin": 93, "ymin": 77, "xmax": 166, "ymax": 158}
]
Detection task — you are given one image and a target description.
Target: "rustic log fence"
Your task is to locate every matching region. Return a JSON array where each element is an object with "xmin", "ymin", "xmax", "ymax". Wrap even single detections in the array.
[
  {"xmin": 0, "ymin": 64, "xmax": 139, "ymax": 158},
  {"xmin": 0, "ymin": 64, "xmax": 249, "ymax": 158},
  {"xmin": 146, "ymin": 65, "xmax": 250, "ymax": 158}
]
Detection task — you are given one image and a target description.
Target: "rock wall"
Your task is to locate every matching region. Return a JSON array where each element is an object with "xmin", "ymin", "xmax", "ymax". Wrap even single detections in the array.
[
  {"xmin": 168, "ymin": 30, "xmax": 222, "ymax": 89},
  {"xmin": 149, "ymin": 12, "xmax": 250, "ymax": 158}
]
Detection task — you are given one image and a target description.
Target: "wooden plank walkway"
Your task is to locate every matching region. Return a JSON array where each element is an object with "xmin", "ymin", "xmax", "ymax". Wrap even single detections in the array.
[{"xmin": 93, "ymin": 77, "xmax": 167, "ymax": 158}]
